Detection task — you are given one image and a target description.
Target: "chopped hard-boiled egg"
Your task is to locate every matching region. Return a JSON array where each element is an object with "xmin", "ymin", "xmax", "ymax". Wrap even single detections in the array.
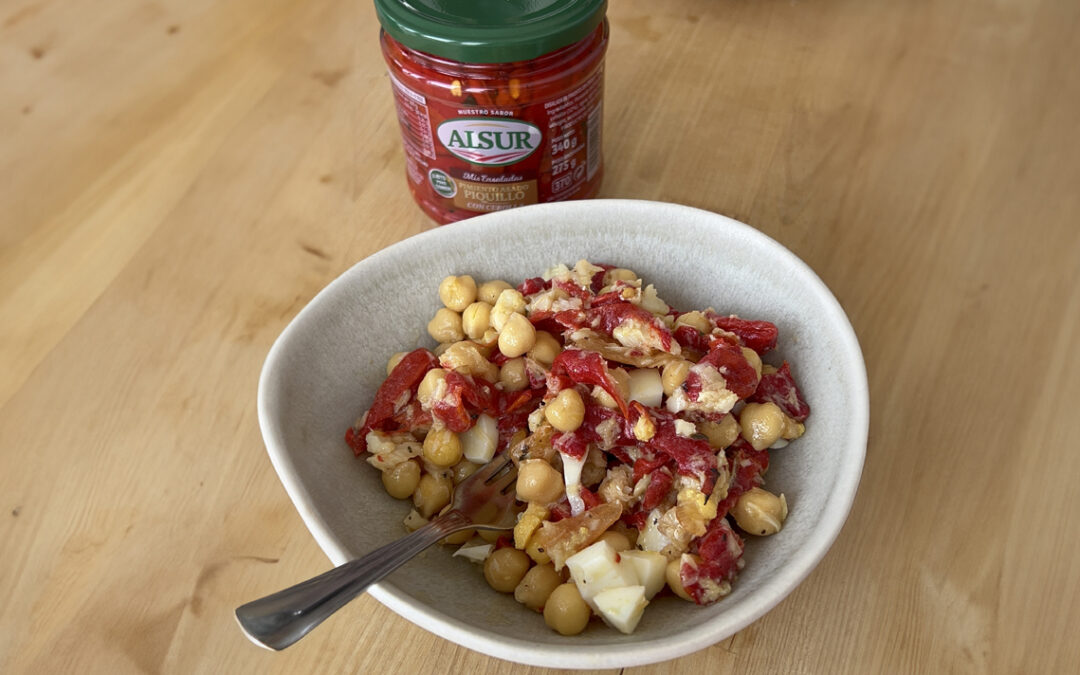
[
  {"xmin": 627, "ymin": 368, "xmax": 663, "ymax": 408},
  {"xmin": 618, "ymin": 551, "xmax": 667, "ymax": 599},
  {"xmin": 637, "ymin": 508, "xmax": 673, "ymax": 553},
  {"xmin": 460, "ymin": 413, "xmax": 498, "ymax": 463},
  {"xmin": 453, "ymin": 539, "xmax": 494, "ymax": 564},
  {"xmin": 565, "ymin": 540, "xmax": 639, "ymax": 609},
  {"xmin": 593, "ymin": 585, "xmax": 649, "ymax": 634},
  {"xmin": 561, "ymin": 450, "xmax": 587, "ymax": 516}
]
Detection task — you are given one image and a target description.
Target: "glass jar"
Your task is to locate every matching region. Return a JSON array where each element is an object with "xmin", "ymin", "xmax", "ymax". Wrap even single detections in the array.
[{"xmin": 375, "ymin": 0, "xmax": 609, "ymax": 224}]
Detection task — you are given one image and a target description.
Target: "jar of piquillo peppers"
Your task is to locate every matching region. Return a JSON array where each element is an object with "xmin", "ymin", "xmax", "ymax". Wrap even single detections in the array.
[{"xmin": 375, "ymin": 0, "xmax": 609, "ymax": 224}]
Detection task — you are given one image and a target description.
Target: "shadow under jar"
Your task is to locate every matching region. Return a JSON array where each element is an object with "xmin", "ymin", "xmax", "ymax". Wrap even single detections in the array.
[{"xmin": 376, "ymin": 0, "xmax": 609, "ymax": 224}]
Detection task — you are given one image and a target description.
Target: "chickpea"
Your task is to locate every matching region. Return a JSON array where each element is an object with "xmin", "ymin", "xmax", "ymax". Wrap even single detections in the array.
[
  {"xmin": 427, "ymin": 308, "xmax": 464, "ymax": 343},
  {"xmin": 439, "ymin": 275, "xmax": 477, "ymax": 312},
  {"xmin": 477, "ymin": 279, "xmax": 513, "ymax": 305},
  {"xmin": 477, "ymin": 528, "xmax": 502, "ymax": 543},
  {"xmin": 544, "ymin": 388, "xmax": 585, "ymax": 432},
  {"xmin": 516, "ymin": 459, "xmax": 564, "ymax": 504},
  {"xmin": 660, "ymin": 359, "xmax": 693, "ymax": 397},
  {"xmin": 452, "ymin": 460, "xmax": 480, "ymax": 484},
  {"xmin": 739, "ymin": 402, "xmax": 786, "ymax": 450},
  {"xmin": 543, "ymin": 583, "xmax": 591, "ymax": 635},
  {"xmin": 597, "ymin": 530, "xmax": 631, "ymax": 552},
  {"xmin": 732, "ymin": 487, "xmax": 788, "ymax": 536},
  {"xmin": 741, "ymin": 346, "xmax": 763, "ymax": 382},
  {"xmin": 490, "ymin": 288, "xmax": 527, "ymax": 332},
  {"xmin": 605, "ymin": 268, "xmax": 638, "ymax": 284},
  {"xmin": 665, "ymin": 557, "xmax": 695, "ymax": 602},
  {"xmin": 698, "ymin": 414, "xmax": 740, "ymax": 450},
  {"xmin": 499, "ymin": 357, "xmax": 528, "ymax": 392},
  {"xmin": 674, "ymin": 311, "xmax": 711, "ymax": 333},
  {"xmin": 612, "ymin": 523, "xmax": 639, "ymax": 548},
  {"xmin": 423, "ymin": 427, "xmax": 463, "ymax": 467},
  {"xmin": 527, "ymin": 330, "xmax": 562, "ymax": 366},
  {"xmin": 417, "ymin": 368, "xmax": 447, "ymax": 406},
  {"xmin": 514, "ymin": 563, "xmax": 562, "ymax": 611},
  {"xmin": 525, "ymin": 535, "xmax": 552, "ymax": 565},
  {"xmin": 386, "ymin": 351, "xmax": 407, "ymax": 376},
  {"xmin": 498, "ymin": 312, "xmax": 537, "ymax": 358},
  {"xmin": 484, "ymin": 547, "xmax": 532, "ymax": 593},
  {"xmin": 461, "ymin": 302, "xmax": 493, "ymax": 340},
  {"xmin": 381, "ymin": 459, "xmax": 421, "ymax": 499},
  {"xmin": 592, "ymin": 367, "xmax": 629, "ymax": 409},
  {"xmin": 782, "ymin": 415, "xmax": 806, "ymax": 440},
  {"xmin": 413, "ymin": 473, "xmax": 452, "ymax": 518}
]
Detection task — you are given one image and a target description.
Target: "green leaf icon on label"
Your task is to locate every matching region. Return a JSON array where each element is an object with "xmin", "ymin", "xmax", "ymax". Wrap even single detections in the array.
[{"xmin": 428, "ymin": 169, "xmax": 457, "ymax": 198}]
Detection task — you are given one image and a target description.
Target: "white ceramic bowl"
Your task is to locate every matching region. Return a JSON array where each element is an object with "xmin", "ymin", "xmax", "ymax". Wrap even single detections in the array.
[{"xmin": 257, "ymin": 199, "xmax": 868, "ymax": 669}]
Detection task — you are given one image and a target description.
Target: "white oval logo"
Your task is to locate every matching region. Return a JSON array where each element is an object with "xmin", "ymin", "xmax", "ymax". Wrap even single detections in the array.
[{"xmin": 437, "ymin": 118, "xmax": 542, "ymax": 166}]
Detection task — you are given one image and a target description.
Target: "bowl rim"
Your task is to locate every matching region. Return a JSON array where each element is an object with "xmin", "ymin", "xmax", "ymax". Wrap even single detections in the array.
[{"xmin": 256, "ymin": 199, "xmax": 869, "ymax": 668}]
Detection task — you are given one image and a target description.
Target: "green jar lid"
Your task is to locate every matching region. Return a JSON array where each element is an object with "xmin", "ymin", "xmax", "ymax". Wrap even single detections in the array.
[{"xmin": 375, "ymin": 0, "xmax": 607, "ymax": 64}]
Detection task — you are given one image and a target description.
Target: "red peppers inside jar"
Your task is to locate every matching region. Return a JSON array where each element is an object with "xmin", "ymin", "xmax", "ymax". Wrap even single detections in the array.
[{"xmin": 375, "ymin": 0, "xmax": 609, "ymax": 224}]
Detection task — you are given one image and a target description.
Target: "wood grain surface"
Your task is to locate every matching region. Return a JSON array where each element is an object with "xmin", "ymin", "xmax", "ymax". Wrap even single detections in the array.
[{"xmin": 2, "ymin": 0, "xmax": 1078, "ymax": 672}]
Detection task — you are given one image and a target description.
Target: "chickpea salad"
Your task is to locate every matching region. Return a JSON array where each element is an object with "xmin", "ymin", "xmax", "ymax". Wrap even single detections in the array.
[{"xmin": 346, "ymin": 261, "xmax": 810, "ymax": 636}]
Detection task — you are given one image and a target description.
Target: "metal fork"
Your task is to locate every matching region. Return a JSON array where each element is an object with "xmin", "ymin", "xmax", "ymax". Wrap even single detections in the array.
[{"xmin": 235, "ymin": 453, "xmax": 518, "ymax": 650}]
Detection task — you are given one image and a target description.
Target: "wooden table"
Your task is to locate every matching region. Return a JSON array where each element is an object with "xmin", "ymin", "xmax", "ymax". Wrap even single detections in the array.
[{"xmin": 3, "ymin": 0, "xmax": 1078, "ymax": 672}]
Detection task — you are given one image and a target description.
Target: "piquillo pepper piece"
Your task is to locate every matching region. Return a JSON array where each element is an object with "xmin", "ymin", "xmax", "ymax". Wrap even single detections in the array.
[
  {"xmin": 551, "ymin": 349, "xmax": 629, "ymax": 418},
  {"xmin": 750, "ymin": 361, "xmax": 810, "ymax": 422},
  {"xmin": 708, "ymin": 314, "xmax": 779, "ymax": 355},
  {"xmin": 347, "ymin": 348, "xmax": 438, "ymax": 454},
  {"xmin": 681, "ymin": 518, "xmax": 745, "ymax": 605}
]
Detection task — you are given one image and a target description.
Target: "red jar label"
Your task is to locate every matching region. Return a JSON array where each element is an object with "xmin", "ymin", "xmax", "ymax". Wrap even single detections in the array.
[{"xmin": 387, "ymin": 64, "xmax": 604, "ymax": 221}]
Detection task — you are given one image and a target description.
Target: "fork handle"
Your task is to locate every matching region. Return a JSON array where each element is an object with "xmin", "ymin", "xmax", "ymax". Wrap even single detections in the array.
[{"xmin": 235, "ymin": 509, "xmax": 472, "ymax": 650}]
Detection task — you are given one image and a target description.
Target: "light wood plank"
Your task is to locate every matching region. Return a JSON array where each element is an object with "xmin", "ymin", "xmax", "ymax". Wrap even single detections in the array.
[{"xmin": 2, "ymin": 0, "xmax": 1078, "ymax": 672}]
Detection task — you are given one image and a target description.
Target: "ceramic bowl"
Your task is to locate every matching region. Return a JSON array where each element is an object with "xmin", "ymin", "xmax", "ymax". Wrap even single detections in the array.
[{"xmin": 257, "ymin": 199, "xmax": 868, "ymax": 668}]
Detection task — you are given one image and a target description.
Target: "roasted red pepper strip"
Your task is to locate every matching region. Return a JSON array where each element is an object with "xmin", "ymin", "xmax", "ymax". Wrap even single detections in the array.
[
  {"xmin": 455, "ymin": 371, "xmax": 498, "ymax": 413},
  {"xmin": 501, "ymin": 388, "xmax": 542, "ymax": 415},
  {"xmin": 552, "ymin": 278, "xmax": 592, "ymax": 302},
  {"xmin": 622, "ymin": 507, "xmax": 649, "ymax": 531},
  {"xmin": 708, "ymin": 313, "xmax": 778, "ymax": 354},
  {"xmin": 640, "ymin": 466, "xmax": 673, "ymax": 512},
  {"xmin": 432, "ymin": 371, "xmax": 499, "ymax": 433},
  {"xmin": 682, "ymin": 518, "xmax": 745, "ymax": 605},
  {"xmin": 347, "ymin": 348, "xmax": 437, "ymax": 455},
  {"xmin": 589, "ymin": 265, "xmax": 613, "ymax": 293},
  {"xmin": 518, "ymin": 277, "xmax": 550, "ymax": 295},
  {"xmin": 550, "ymin": 308, "xmax": 588, "ymax": 331},
  {"xmin": 648, "ymin": 422, "xmax": 719, "ymax": 490},
  {"xmin": 716, "ymin": 438, "xmax": 769, "ymax": 517},
  {"xmin": 551, "ymin": 349, "xmax": 629, "ymax": 418},
  {"xmin": 549, "ymin": 500, "xmax": 572, "ymax": 522},
  {"xmin": 751, "ymin": 361, "xmax": 810, "ymax": 422},
  {"xmin": 591, "ymin": 288, "xmax": 625, "ymax": 306},
  {"xmin": 390, "ymin": 398, "xmax": 432, "ymax": 432},
  {"xmin": 632, "ymin": 453, "xmax": 669, "ymax": 485},
  {"xmin": 580, "ymin": 486, "xmax": 602, "ymax": 510},
  {"xmin": 586, "ymin": 301, "xmax": 674, "ymax": 352},
  {"xmin": 673, "ymin": 324, "xmax": 710, "ymax": 353},
  {"xmin": 552, "ymin": 429, "xmax": 590, "ymax": 459},
  {"xmin": 692, "ymin": 339, "xmax": 758, "ymax": 400}
]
